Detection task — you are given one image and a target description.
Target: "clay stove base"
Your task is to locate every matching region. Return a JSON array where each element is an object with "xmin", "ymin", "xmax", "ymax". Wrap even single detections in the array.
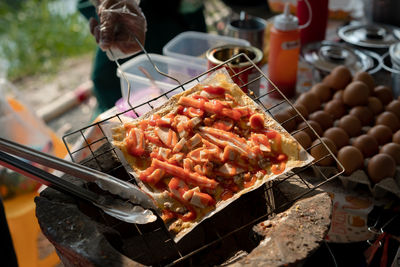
[{"xmin": 35, "ymin": 144, "xmax": 332, "ymax": 266}]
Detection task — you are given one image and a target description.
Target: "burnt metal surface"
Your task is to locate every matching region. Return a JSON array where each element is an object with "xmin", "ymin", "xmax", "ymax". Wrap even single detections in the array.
[
  {"xmin": 35, "ymin": 143, "xmax": 142, "ymax": 267},
  {"xmin": 231, "ymin": 193, "xmax": 332, "ymax": 267},
  {"xmin": 35, "ymin": 143, "xmax": 332, "ymax": 266}
]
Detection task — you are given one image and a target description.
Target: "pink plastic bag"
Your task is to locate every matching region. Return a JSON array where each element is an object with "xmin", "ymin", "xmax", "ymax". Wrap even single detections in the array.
[{"xmin": 0, "ymin": 78, "xmax": 54, "ymax": 199}]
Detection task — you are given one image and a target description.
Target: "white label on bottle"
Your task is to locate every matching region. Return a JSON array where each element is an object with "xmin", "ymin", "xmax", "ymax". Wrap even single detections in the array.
[{"xmin": 281, "ymin": 40, "xmax": 299, "ymax": 50}]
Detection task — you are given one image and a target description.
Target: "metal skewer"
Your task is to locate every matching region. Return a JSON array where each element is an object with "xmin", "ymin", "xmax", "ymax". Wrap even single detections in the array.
[{"xmin": 107, "ymin": 20, "xmax": 183, "ymax": 109}]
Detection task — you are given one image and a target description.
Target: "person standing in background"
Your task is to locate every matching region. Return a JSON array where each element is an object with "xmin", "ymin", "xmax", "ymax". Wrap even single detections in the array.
[
  {"xmin": 77, "ymin": 0, "xmax": 207, "ymax": 115},
  {"xmin": 0, "ymin": 196, "xmax": 18, "ymax": 267}
]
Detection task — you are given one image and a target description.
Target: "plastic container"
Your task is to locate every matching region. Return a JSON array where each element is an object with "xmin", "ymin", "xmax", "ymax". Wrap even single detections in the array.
[
  {"xmin": 267, "ymin": 3, "xmax": 300, "ymax": 99},
  {"xmin": 162, "ymin": 31, "xmax": 251, "ymax": 65},
  {"xmin": 117, "ymin": 75, "xmax": 175, "ymax": 108},
  {"xmin": 117, "ymin": 53, "xmax": 207, "ymax": 90},
  {"xmin": 4, "ymin": 192, "xmax": 60, "ymax": 267}
]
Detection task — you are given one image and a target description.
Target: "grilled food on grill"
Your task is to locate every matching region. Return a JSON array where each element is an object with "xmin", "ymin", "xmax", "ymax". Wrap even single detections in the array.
[{"xmin": 111, "ymin": 71, "xmax": 311, "ymax": 240}]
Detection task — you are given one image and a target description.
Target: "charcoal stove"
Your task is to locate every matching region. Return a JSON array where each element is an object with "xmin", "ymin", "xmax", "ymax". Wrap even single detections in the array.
[
  {"xmin": 35, "ymin": 143, "xmax": 332, "ymax": 267},
  {"xmin": 35, "ymin": 51, "xmax": 342, "ymax": 266}
]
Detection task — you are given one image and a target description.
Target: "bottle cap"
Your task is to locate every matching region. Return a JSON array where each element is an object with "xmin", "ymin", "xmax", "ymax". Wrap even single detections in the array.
[{"xmin": 273, "ymin": 3, "xmax": 298, "ymax": 31}]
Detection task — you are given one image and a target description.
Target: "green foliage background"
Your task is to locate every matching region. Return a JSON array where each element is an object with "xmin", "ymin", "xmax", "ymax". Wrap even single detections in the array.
[{"xmin": 0, "ymin": 0, "xmax": 96, "ymax": 81}]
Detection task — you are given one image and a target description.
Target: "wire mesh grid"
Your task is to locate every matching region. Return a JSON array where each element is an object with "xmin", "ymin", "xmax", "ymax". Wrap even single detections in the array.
[{"xmin": 62, "ymin": 52, "xmax": 345, "ymax": 266}]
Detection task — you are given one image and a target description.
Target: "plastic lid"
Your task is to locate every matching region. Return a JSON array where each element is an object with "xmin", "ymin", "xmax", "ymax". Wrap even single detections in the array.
[
  {"xmin": 162, "ymin": 31, "xmax": 250, "ymax": 66},
  {"xmin": 273, "ymin": 3, "xmax": 298, "ymax": 31}
]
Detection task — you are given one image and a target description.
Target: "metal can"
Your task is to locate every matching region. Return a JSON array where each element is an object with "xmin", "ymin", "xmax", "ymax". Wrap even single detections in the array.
[
  {"xmin": 226, "ymin": 16, "xmax": 267, "ymax": 51},
  {"xmin": 206, "ymin": 45, "xmax": 263, "ymax": 95}
]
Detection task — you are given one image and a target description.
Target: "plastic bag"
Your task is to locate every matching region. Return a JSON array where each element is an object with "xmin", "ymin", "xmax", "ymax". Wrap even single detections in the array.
[
  {"xmin": 91, "ymin": 0, "xmax": 147, "ymax": 60},
  {"xmin": 0, "ymin": 77, "xmax": 54, "ymax": 200}
]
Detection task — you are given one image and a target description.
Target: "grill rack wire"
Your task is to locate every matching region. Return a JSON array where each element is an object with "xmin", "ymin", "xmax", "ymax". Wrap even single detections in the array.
[{"xmin": 62, "ymin": 51, "xmax": 345, "ymax": 266}]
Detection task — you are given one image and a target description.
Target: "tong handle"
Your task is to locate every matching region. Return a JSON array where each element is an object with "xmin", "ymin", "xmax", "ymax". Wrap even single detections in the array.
[
  {"xmin": 0, "ymin": 150, "xmax": 102, "ymax": 204},
  {"xmin": 0, "ymin": 137, "xmax": 109, "ymax": 183},
  {"xmin": 0, "ymin": 137, "xmax": 158, "ymax": 211},
  {"xmin": 0, "ymin": 150, "xmax": 158, "ymax": 224}
]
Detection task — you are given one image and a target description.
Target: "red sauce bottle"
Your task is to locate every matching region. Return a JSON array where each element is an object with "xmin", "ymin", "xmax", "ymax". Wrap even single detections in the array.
[
  {"xmin": 297, "ymin": 0, "xmax": 329, "ymax": 47},
  {"xmin": 267, "ymin": 3, "xmax": 300, "ymax": 99}
]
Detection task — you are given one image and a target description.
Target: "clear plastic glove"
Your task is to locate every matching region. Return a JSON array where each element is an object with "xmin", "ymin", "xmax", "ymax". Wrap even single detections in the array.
[{"xmin": 90, "ymin": 0, "xmax": 147, "ymax": 60}]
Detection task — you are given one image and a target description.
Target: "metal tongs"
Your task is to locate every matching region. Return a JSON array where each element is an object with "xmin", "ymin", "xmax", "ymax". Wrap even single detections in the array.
[{"xmin": 0, "ymin": 137, "xmax": 158, "ymax": 224}]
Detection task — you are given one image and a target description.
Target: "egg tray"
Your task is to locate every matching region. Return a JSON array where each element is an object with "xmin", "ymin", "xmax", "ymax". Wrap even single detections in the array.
[
  {"xmin": 300, "ymin": 164, "xmax": 400, "ymax": 200},
  {"xmin": 62, "ymin": 52, "xmax": 344, "ymax": 265},
  {"xmin": 288, "ymin": 66, "xmax": 400, "ymax": 201},
  {"xmin": 338, "ymin": 168, "xmax": 400, "ymax": 199}
]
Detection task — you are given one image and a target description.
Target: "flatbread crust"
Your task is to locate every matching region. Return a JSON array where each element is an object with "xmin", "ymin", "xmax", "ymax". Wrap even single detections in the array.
[{"xmin": 111, "ymin": 70, "xmax": 313, "ymax": 241}]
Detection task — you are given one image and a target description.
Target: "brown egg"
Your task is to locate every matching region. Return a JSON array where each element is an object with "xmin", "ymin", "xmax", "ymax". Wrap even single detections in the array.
[
  {"xmin": 352, "ymin": 134, "xmax": 379, "ymax": 158},
  {"xmin": 367, "ymin": 154, "xmax": 396, "ymax": 183},
  {"xmin": 373, "ymin": 85, "xmax": 393, "ymax": 105},
  {"xmin": 338, "ymin": 115, "xmax": 362, "ymax": 137},
  {"xmin": 286, "ymin": 103, "xmax": 309, "ymax": 123},
  {"xmin": 274, "ymin": 111, "xmax": 297, "ymax": 132},
  {"xmin": 296, "ymin": 92, "xmax": 321, "ymax": 113},
  {"xmin": 333, "ymin": 90, "xmax": 344, "ymax": 100},
  {"xmin": 393, "ymin": 130, "xmax": 400, "ymax": 144},
  {"xmin": 343, "ymin": 81, "xmax": 369, "ymax": 106},
  {"xmin": 337, "ymin": 146, "xmax": 364, "ymax": 176},
  {"xmin": 349, "ymin": 106, "xmax": 374, "ymax": 126},
  {"xmin": 380, "ymin": 143, "xmax": 400, "ymax": 164},
  {"xmin": 297, "ymin": 120, "xmax": 323, "ymax": 140},
  {"xmin": 368, "ymin": 125, "xmax": 393, "ymax": 145},
  {"xmin": 309, "ymin": 110, "xmax": 333, "ymax": 130},
  {"xmin": 292, "ymin": 130, "xmax": 312, "ymax": 150},
  {"xmin": 324, "ymin": 99, "xmax": 347, "ymax": 120},
  {"xmin": 311, "ymin": 137, "xmax": 337, "ymax": 166},
  {"xmin": 323, "ymin": 65, "xmax": 352, "ymax": 91},
  {"xmin": 376, "ymin": 111, "xmax": 400, "ymax": 132},
  {"xmin": 322, "ymin": 74, "xmax": 333, "ymax": 87},
  {"xmin": 352, "ymin": 71, "xmax": 375, "ymax": 95},
  {"xmin": 385, "ymin": 100, "xmax": 400, "ymax": 119},
  {"xmin": 323, "ymin": 127, "xmax": 350, "ymax": 149},
  {"xmin": 311, "ymin": 83, "xmax": 332, "ymax": 103},
  {"xmin": 367, "ymin": 97, "xmax": 383, "ymax": 115}
]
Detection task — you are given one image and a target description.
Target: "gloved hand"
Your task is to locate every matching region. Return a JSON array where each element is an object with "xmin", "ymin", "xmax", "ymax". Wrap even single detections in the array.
[{"xmin": 90, "ymin": 0, "xmax": 147, "ymax": 60}]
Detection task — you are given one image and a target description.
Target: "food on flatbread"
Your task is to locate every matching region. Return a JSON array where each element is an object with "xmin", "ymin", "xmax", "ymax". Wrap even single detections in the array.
[{"xmin": 112, "ymin": 72, "xmax": 309, "ymax": 239}]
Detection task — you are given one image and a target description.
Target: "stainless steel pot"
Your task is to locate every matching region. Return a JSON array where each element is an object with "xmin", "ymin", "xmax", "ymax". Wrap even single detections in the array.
[
  {"xmin": 301, "ymin": 41, "xmax": 382, "ymax": 82},
  {"xmin": 363, "ymin": 0, "xmax": 400, "ymax": 27},
  {"xmin": 337, "ymin": 22, "xmax": 400, "ymax": 54},
  {"xmin": 382, "ymin": 42, "xmax": 400, "ymax": 97}
]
